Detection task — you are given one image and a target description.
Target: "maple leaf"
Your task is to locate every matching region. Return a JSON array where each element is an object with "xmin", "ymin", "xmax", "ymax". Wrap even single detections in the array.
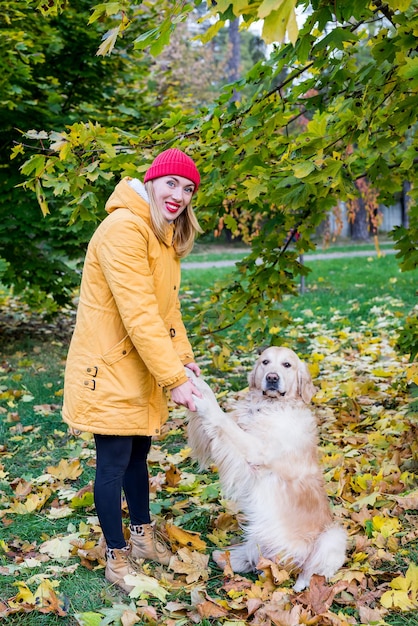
[
  {"xmin": 8, "ymin": 579, "xmax": 66, "ymax": 616},
  {"xmin": 8, "ymin": 487, "xmax": 52, "ymax": 514},
  {"xmin": 46, "ymin": 458, "xmax": 83, "ymax": 480},
  {"xmin": 297, "ymin": 576, "xmax": 348, "ymax": 614},
  {"xmin": 380, "ymin": 563, "xmax": 418, "ymax": 610},
  {"xmin": 196, "ymin": 597, "xmax": 229, "ymax": 619},
  {"xmin": 390, "ymin": 489, "xmax": 418, "ymax": 511},
  {"xmin": 123, "ymin": 572, "xmax": 168, "ymax": 601},
  {"xmin": 46, "ymin": 504, "xmax": 74, "ymax": 519},
  {"xmin": 10, "ymin": 477, "xmax": 32, "ymax": 497},
  {"xmin": 34, "ymin": 579, "xmax": 67, "ymax": 616},
  {"xmin": 39, "ymin": 533, "xmax": 80, "ymax": 559},
  {"xmin": 169, "ymin": 547, "xmax": 210, "ymax": 583},
  {"xmin": 149, "ymin": 471, "xmax": 166, "ymax": 493}
]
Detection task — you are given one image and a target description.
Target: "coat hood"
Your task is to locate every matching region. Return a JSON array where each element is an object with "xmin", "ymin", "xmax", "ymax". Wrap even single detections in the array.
[
  {"xmin": 105, "ymin": 177, "xmax": 150, "ymax": 223},
  {"xmin": 105, "ymin": 177, "xmax": 174, "ymax": 247}
]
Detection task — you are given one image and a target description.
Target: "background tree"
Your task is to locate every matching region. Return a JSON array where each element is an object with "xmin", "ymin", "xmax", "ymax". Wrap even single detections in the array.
[
  {"xmin": 11, "ymin": 0, "xmax": 418, "ymax": 356},
  {"xmin": 0, "ymin": 0, "xmax": 175, "ymax": 310}
]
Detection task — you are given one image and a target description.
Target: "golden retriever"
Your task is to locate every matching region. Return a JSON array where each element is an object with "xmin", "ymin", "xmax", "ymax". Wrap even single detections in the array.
[{"xmin": 187, "ymin": 346, "xmax": 346, "ymax": 591}]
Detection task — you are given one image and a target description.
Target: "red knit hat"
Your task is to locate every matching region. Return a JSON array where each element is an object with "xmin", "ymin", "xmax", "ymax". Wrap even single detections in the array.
[{"xmin": 144, "ymin": 148, "xmax": 200, "ymax": 190}]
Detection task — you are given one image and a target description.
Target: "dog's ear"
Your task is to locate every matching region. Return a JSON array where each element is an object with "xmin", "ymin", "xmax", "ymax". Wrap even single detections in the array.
[
  {"xmin": 297, "ymin": 362, "xmax": 318, "ymax": 404},
  {"xmin": 248, "ymin": 367, "xmax": 256, "ymax": 389}
]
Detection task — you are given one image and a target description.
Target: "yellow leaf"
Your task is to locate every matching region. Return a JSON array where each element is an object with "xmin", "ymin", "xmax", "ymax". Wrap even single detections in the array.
[
  {"xmin": 124, "ymin": 572, "xmax": 168, "ymax": 602},
  {"xmin": 34, "ymin": 579, "xmax": 65, "ymax": 615},
  {"xmin": 39, "ymin": 533, "xmax": 80, "ymax": 559},
  {"xmin": 46, "ymin": 458, "xmax": 83, "ymax": 481},
  {"xmin": 392, "ymin": 563, "xmax": 418, "ymax": 594},
  {"xmin": 308, "ymin": 362, "xmax": 320, "ymax": 378},
  {"xmin": 261, "ymin": 1, "xmax": 298, "ymax": 45},
  {"xmin": 165, "ymin": 523, "xmax": 207, "ymax": 551},
  {"xmin": 25, "ymin": 487, "xmax": 52, "ymax": 512},
  {"xmin": 96, "ymin": 26, "xmax": 120, "ymax": 56},
  {"xmin": 406, "ymin": 363, "xmax": 418, "ymax": 384},
  {"xmin": 381, "ymin": 563, "xmax": 418, "ymax": 610},
  {"xmin": 380, "ymin": 589, "xmax": 415, "ymax": 610},
  {"xmin": 169, "ymin": 547, "xmax": 210, "ymax": 584},
  {"xmin": 9, "ymin": 582, "xmax": 36, "ymax": 607},
  {"xmin": 372, "ymin": 515, "xmax": 401, "ymax": 538},
  {"xmin": 367, "ymin": 432, "xmax": 389, "ymax": 449}
]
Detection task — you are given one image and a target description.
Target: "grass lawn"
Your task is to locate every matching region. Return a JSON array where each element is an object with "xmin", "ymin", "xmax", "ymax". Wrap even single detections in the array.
[{"xmin": 0, "ymin": 247, "xmax": 417, "ymax": 625}]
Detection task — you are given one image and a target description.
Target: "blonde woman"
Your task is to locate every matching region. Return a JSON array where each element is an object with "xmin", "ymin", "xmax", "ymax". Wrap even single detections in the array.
[{"xmin": 63, "ymin": 149, "xmax": 202, "ymax": 592}]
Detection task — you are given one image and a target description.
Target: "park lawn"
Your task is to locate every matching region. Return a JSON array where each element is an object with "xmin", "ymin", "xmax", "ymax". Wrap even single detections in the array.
[{"xmin": 0, "ymin": 250, "xmax": 417, "ymax": 625}]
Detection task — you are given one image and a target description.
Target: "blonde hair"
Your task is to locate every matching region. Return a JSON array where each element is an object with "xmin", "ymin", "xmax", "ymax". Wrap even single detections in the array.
[{"xmin": 145, "ymin": 181, "xmax": 203, "ymax": 258}]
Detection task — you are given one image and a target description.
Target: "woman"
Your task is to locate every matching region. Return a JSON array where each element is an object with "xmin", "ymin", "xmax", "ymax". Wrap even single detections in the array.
[{"xmin": 63, "ymin": 148, "xmax": 203, "ymax": 592}]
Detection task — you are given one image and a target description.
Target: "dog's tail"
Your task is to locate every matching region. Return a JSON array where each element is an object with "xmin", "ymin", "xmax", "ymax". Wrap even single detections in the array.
[{"xmin": 294, "ymin": 524, "xmax": 347, "ymax": 592}]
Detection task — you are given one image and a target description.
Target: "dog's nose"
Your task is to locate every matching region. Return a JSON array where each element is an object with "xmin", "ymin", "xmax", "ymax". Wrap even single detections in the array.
[{"xmin": 266, "ymin": 372, "xmax": 279, "ymax": 384}]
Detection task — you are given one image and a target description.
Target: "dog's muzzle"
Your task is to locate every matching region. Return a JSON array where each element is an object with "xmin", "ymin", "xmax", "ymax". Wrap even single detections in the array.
[{"xmin": 263, "ymin": 373, "xmax": 285, "ymax": 396}]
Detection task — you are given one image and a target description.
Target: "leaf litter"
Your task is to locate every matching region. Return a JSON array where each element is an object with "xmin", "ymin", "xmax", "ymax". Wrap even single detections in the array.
[{"xmin": 0, "ymin": 298, "xmax": 417, "ymax": 624}]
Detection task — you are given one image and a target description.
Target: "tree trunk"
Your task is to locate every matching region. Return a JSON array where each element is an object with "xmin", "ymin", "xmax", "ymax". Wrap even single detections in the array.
[
  {"xmin": 400, "ymin": 181, "xmax": 411, "ymax": 228},
  {"xmin": 228, "ymin": 18, "xmax": 240, "ymax": 102},
  {"xmin": 350, "ymin": 196, "xmax": 370, "ymax": 240}
]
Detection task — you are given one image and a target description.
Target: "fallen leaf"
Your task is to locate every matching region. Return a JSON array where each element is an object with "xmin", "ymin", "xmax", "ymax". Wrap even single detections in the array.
[
  {"xmin": 46, "ymin": 458, "xmax": 83, "ymax": 480},
  {"xmin": 124, "ymin": 572, "xmax": 168, "ymax": 601},
  {"xmin": 165, "ymin": 523, "xmax": 207, "ymax": 551},
  {"xmin": 169, "ymin": 547, "xmax": 210, "ymax": 583}
]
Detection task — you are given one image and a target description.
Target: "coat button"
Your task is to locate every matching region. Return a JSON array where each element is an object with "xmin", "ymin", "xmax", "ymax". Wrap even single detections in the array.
[{"xmin": 122, "ymin": 350, "xmax": 127, "ymax": 355}]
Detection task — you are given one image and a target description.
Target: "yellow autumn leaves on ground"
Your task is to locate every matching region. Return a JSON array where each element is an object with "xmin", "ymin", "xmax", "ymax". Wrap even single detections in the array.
[{"xmin": 0, "ymin": 307, "xmax": 417, "ymax": 624}]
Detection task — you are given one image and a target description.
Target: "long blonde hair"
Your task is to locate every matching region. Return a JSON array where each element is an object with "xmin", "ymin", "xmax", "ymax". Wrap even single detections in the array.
[{"xmin": 145, "ymin": 181, "xmax": 203, "ymax": 258}]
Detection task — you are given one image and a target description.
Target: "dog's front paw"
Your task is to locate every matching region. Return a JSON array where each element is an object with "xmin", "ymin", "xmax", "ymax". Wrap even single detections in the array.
[{"xmin": 191, "ymin": 393, "xmax": 213, "ymax": 415}]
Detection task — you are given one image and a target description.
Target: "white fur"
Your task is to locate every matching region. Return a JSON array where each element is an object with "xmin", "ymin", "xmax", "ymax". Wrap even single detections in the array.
[{"xmin": 187, "ymin": 346, "xmax": 347, "ymax": 591}]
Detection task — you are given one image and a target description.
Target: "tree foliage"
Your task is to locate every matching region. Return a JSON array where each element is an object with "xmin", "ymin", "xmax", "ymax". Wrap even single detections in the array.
[
  {"xmin": 0, "ymin": 0, "xmax": 175, "ymax": 309},
  {"xmin": 9, "ymin": 0, "xmax": 418, "ymax": 355}
]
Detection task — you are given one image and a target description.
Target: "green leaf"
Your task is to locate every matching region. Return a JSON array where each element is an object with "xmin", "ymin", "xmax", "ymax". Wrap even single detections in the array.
[
  {"xmin": 133, "ymin": 27, "xmax": 159, "ymax": 51},
  {"xmin": 293, "ymin": 162, "xmax": 315, "ymax": 178},
  {"xmin": 387, "ymin": 0, "xmax": 411, "ymax": 9},
  {"xmin": 262, "ymin": 2, "xmax": 298, "ymax": 45},
  {"xmin": 73, "ymin": 612, "xmax": 104, "ymax": 626},
  {"xmin": 398, "ymin": 57, "xmax": 418, "ymax": 87}
]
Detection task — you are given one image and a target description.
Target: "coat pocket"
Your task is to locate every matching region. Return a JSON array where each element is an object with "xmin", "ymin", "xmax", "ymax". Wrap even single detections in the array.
[{"xmin": 102, "ymin": 335, "xmax": 134, "ymax": 365}]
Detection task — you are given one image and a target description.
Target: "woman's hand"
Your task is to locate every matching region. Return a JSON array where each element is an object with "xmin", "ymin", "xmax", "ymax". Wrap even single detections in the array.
[
  {"xmin": 170, "ymin": 378, "xmax": 202, "ymax": 411},
  {"xmin": 185, "ymin": 362, "xmax": 201, "ymax": 377}
]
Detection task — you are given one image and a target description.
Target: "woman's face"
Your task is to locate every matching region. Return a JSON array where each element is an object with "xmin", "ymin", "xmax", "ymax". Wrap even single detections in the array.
[{"xmin": 152, "ymin": 175, "xmax": 195, "ymax": 221}]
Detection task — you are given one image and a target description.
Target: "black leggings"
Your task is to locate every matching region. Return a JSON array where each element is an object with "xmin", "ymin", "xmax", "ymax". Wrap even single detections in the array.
[{"xmin": 94, "ymin": 434, "xmax": 152, "ymax": 549}]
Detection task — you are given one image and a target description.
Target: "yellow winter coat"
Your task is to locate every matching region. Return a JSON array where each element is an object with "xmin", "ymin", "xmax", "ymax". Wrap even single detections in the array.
[{"xmin": 62, "ymin": 177, "xmax": 194, "ymax": 436}]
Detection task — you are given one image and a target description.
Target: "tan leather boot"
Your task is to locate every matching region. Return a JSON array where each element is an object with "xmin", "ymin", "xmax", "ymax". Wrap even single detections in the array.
[
  {"xmin": 105, "ymin": 545, "xmax": 138, "ymax": 593},
  {"xmin": 129, "ymin": 522, "xmax": 173, "ymax": 565}
]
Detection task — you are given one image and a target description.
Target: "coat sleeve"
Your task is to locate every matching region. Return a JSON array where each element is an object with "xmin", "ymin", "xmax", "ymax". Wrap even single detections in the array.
[
  {"xmin": 97, "ymin": 216, "xmax": 189, "ymax": 390},
  {"xmin": 170, "ymin": 290, "xmax": 195, "ymax": 365}
]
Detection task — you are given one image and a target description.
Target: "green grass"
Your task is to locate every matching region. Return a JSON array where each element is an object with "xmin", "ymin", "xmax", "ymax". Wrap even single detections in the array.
[
  {"xmin": 186, "ymin": 237, "xmax": 396, "ymax": 262},
  {"xmin": 1, "ymin": 248, "xmax": 417, "ymax": 624},
  {"xmin": 182, "ymin": 251, "xmax": 417, "ymax": 324}
]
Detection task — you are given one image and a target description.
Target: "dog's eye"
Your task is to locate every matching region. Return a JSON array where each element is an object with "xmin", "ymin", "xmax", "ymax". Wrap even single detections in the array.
[
  {"xmin": 283, "ymin": 362, "xmax": 292, "ymax": 368},
  {"xmin": 262, "ymin": 359, "xmax": 270, "ymax": 365}
]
